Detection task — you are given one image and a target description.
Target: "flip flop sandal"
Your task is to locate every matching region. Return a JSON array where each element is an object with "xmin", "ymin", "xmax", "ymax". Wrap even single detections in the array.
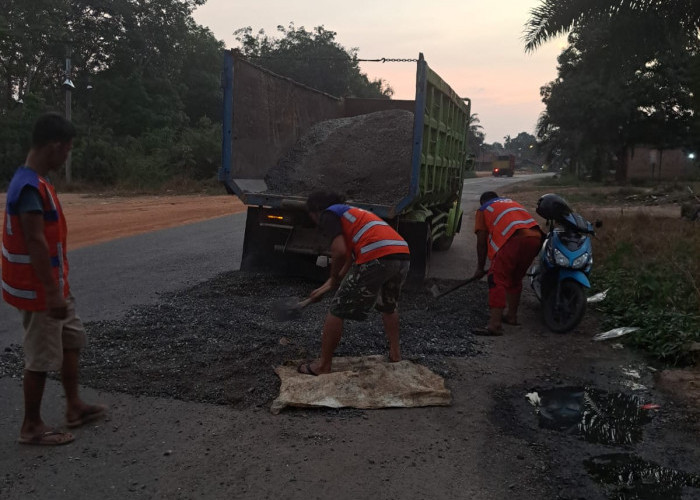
[
  {"xmin": 18, "ymin": 429, "xmax": 75, "ymax": 446},
  {"xmin": 502, "ymin": 317, "xmax": 521, "ymax": 326},
  {"xmin": 297, "ymin": 362, "xmax": 319, "ymax": 376}
]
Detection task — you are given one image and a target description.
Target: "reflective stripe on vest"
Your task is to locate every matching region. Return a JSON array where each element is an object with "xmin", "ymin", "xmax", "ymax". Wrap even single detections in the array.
[
  {"xmin": 480, "ymin": 198, "xmax": 537, "ymax": 260},
  {"xmin": 327, "ymin": 205, "xmax": 410, "ymax": 264},
  {"xmin": 1, "ymin": 280, "xmax": 37, "ymax": 300}
]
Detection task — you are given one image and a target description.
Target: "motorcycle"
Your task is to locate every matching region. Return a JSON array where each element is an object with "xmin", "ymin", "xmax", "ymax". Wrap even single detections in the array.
[{"xmin": 529, "ymin": 194, "xmax": 600, "ymax": 333}]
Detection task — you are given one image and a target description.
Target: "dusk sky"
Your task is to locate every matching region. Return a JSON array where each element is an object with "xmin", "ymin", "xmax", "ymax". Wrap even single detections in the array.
[{"xmin": 192, "ymin": 0, "xmax": 567, "ymax": 144}]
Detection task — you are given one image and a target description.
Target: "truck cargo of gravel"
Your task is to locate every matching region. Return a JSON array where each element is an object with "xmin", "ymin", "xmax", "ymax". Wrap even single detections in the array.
[{"xmin": 219, "ymin": 51, "xmax": 473, "ymax": 282}]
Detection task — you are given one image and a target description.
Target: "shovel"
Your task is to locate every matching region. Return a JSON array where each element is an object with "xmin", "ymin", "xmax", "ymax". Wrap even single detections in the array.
[
  {"xmin": 272, "ymin": 282, "xmax": 333, "ymax": 321},
  {"xmin": 272, "ymin": 296, "xmax": 314, "ymax": 321},
  {"xmin": 429, "ymin": 275, "xmax": 481, "ymax": 298}
]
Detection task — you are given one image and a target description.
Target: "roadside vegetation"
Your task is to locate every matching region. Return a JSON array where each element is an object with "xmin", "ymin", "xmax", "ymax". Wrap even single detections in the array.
[
  {"xmin": 0, "ymin": 4, "xmax": 398, "ymax": 192},
  {"xmin": 593, "ymin": 211, "xmax": 699, "ymax": 365},
  {"xmin": 507, "ymin": 177, "xmax": 700, "ymax": 366}
]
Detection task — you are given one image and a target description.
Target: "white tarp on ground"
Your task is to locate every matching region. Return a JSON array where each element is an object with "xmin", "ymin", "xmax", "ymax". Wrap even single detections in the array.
[{"xmin": 270, "ymin": 355, "xmax": 452, "ymax": 414}]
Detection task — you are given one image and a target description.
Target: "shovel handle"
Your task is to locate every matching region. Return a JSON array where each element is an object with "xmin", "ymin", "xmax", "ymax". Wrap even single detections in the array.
[
  {"xmin": 436, "ymin": 275, "xmax": 480, "ymax": 298},
  {"xmin": 297, "ymin": 297, "xmax": 314, "ymax": 309}
]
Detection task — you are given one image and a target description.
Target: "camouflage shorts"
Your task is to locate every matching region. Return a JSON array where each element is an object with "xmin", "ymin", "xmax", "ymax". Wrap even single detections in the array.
[{"xmin": 329, "ymin": 256, "xmax": 410, "ymax": 321}]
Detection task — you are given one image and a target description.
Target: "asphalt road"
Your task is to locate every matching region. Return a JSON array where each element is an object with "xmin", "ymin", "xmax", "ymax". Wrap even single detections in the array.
[{"xmin": 0, "ymin": 174, "xmax": 544, "ymax": 349}]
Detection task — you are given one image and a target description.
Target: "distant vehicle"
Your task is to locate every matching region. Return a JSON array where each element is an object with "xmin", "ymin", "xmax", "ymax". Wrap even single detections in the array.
[{"xmin": 492, "ymin": 154, "xmax": 515, "ymax": 177}]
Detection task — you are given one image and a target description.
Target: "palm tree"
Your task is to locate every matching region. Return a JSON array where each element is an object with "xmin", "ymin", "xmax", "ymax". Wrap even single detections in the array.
[{"xmin": 524, "ymin": 0, "xmax": 700, "ymax": 52}]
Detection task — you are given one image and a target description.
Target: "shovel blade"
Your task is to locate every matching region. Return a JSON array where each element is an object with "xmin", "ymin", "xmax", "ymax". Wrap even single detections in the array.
[{"xmin": 272, "ymin": 298, "xmax": 302, "ymax": 321}]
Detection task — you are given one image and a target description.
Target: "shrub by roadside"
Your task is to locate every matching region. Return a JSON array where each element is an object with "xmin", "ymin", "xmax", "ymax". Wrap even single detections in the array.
[{"xmin": 590, "ymin": 212, "xmax": 699, "ymax": 366}]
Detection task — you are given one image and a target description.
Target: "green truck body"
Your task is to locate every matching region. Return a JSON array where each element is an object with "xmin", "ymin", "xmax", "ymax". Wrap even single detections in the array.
[{"xmin": 219, "ymin": 51, "xmax": 472, "ymax": 282}]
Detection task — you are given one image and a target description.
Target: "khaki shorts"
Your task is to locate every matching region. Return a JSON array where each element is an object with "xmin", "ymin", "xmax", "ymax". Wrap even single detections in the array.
[
  {"xmin": 330, "ymin": 256, "xmax": 410, "ymax": 321},
  {"xmin": 21, "ymin": 296, "xmax": 87, "ymax": 372}
]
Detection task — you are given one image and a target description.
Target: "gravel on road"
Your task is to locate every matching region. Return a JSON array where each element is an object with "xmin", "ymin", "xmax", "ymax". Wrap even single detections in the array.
[{"xmin": 1, "ymin": 272, "xmax": 487, "ymax": 410}]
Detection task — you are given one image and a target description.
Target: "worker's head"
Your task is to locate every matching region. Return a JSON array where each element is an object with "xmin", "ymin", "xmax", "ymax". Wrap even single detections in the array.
[
  {"xmin": 307, "ymin": 191, "xmax": 345, "ymax": 219},
  {"xmin": 479, "ymin": 191, "xmax": 499, "ymax": 205},
  {"xmin": 31, "ymin": 113, "xmax": 76, "ymax": 170}
]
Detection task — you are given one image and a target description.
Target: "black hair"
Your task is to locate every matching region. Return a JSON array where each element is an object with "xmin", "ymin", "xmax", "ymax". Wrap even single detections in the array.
[
  {"xmin": 479, "ymin": 191, "xmax": 499, "ymax": 205},
  {"xmin": 32, "ymin": 113, "xmax": 76, "ymax": 149},
  {"xmin": 306, "ymin": 191, "xmax": 346, "ymax": 212}
]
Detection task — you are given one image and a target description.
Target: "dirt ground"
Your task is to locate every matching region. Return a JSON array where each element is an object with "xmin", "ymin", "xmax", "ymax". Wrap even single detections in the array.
[
  {"xmin": 1, "ymin": 190, "xmax": 699, "ymax": 499},
  {"xmin": 0, "ymin": 192, "xmax": 247, "ymax": 251}
]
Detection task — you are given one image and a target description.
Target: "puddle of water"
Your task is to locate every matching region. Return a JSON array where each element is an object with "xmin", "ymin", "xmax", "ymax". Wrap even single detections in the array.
[
  {"xmin": 530, "ymin": 386, "xmax": 652, "ymax": 445},
  {"xmin": 584, "ymin": 453, "xmax": 700, "ymax": 499}
]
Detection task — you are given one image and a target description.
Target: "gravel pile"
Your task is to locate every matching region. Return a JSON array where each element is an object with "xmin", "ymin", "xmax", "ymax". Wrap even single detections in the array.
[
  {"xmin": 265, "ymin": 109, "xmax": 414, "ymax": 206},
  {"xmin": 0, "ymin": 272, "xmax": 487, "ymax": 409}
]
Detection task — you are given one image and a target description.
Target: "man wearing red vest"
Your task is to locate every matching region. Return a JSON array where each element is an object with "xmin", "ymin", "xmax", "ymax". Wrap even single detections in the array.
[
  {"xmin": 471, "ymin": 191, "xmax": 542, "ymax": 336},
  {"xmin": 2, "ymin": 113, "xmax": 105, "ymax": 445},
  {"xmin": 297, "ymin": 191, "xmax": 410, "ymax": 375}
]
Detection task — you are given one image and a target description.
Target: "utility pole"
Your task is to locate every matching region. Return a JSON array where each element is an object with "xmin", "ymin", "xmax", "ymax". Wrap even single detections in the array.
[{"xmin": 63, "ymin": 44, "xmax": 75, "ymax": 184}]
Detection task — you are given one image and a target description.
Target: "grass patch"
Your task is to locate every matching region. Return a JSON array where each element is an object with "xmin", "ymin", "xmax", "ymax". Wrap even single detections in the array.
[{"xmin": 590, "ymin": 213, "xmax": 699, "ymax": 365}]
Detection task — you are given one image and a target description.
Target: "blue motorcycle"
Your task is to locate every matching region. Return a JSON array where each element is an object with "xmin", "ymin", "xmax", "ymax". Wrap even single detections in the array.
[{"xmin": 529, "ymin": 194, "xmax": 600, "ymax": 333}]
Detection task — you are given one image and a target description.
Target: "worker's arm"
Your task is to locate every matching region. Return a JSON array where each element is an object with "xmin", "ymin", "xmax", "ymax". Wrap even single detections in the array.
[
  {"xmin": 309, "ymin": 234, "xmax": 348, "ymax": 302},
  {"xmin": 472, "ymin": 229, "xmax": 489, "ymax": 280},
  {"xmin": 19, "ymin": 212, "xmax": 68, "ymax": 319}
]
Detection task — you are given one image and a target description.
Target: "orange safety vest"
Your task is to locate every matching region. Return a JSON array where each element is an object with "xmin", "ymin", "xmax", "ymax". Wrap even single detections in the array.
[
  {"xmin": 2, "ymin": 167, "xmax": 70, "ymax": 311},
  {"xmin": 326, "ymin": 205, "xmax": 410, "ymax": 264},
  {"xmin": 478, "ymin": 198, "xmax": 537, "ymax": 260}
]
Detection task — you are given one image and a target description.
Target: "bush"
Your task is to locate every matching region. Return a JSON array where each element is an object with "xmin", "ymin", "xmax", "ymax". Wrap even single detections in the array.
[{"xmin": 591, "ymin": 213, "xmax": 700, "ymax": 365}]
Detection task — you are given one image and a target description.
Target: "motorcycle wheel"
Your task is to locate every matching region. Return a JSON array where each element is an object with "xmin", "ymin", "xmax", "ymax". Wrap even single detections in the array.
[{"xmin": 542, "ymin": 279, "xmax": 587, "ymax": 333}]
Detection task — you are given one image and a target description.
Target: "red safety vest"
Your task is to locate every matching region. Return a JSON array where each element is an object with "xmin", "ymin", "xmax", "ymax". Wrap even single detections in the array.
[
  {"xmin": 2, "ymin": 167, "xmax": 70, "ymax": 311},
  {"xmin": 479, "ymin": 198, "xmax": 537, "ymax": 260},
  {"xmin": 326, "ymin": 205, "xmax": 410, "ymax": 264}
]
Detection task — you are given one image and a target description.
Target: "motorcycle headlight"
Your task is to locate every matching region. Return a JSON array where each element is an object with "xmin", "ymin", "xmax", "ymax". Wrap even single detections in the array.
[
  {"xmin": 572, "ymin": 252, "xmax": 590, "ymax": 269},
  {"xmin": 553, "ymin": 248, "xmax": 569, "ymax": 267}
]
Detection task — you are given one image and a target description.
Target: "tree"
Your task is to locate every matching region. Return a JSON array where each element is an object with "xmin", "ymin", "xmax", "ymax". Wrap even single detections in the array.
[
  {"xmin": 0, "ymin": 0, "xmax": 223, "ymax": 186},
  {"xmin": 528, "ymin": 4, "xmax": 699, "ymax": 180},
  {"xmin": 524, "ymin": 0, "xmax": 700, "ymax": 53},
  {"xmin": 234, "ymin": 23, "xmax": 393, "ymax": 98},
  {"xmin": 467, "ymin": 113, "xmax": 485, "ymax": 157}
]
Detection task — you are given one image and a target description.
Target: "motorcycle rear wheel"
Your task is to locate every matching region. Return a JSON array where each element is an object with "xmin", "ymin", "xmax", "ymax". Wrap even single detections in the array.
[{"xmin": 542, "ymin": 279, "xmax": 586, "ymax": 333}]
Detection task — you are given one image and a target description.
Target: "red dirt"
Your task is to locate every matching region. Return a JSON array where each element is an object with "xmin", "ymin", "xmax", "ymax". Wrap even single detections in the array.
[{"xmin": 0, "ymin": 193, "xmax": 246, "ymax": 251}]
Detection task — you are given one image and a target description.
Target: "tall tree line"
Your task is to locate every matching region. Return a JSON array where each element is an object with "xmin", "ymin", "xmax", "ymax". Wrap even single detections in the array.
[
  {"xmin": 525, "ymin": 0, "xmax": 700, "ymax": 180},
  {"xmin": 1, "ymin": 5, "xmax": 393, "ymax": 189},
  {"xmin": 0, "ymin": 0, "xmax": 226, "ymax": 187}
]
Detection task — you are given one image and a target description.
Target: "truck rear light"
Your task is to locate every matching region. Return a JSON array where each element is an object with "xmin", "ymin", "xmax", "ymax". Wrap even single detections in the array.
[{"xmin": 260, "ymin": 211, "xmax": 295, "ymax": 228}]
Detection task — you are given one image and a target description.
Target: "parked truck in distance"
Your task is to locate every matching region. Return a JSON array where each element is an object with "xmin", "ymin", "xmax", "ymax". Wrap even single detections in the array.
[
  {"xmin": 492, "ymin": 154, "xmax": 515, "ymax": 177},
  {"xmin": 218, "ymin": 51, "xmax": 473, "ymax": 283}
]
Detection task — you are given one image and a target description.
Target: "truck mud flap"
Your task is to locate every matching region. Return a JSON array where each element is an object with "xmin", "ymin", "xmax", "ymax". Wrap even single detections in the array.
[
  {"xmin": 240, "ymin": 207, "xmax": 327, "ymax": 281},
  {"xmin": 398, "ymin": 220, "xmax": 431, "ymax": 286}
]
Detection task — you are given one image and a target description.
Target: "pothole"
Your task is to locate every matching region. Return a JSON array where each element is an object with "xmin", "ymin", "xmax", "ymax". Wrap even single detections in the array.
[
  {"xmin": 526, "ymin": 386, "xmax": 655, "ymax": 445},
  {"xmin": 584, "ymin": 453, "xmax": 700, "ymax": 499}
]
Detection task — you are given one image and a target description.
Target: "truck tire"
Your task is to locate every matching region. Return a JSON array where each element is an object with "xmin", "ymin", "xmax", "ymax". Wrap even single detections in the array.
[{"xmin": 432, "ymin": 234, "xmax": 454, "ymax": 251}]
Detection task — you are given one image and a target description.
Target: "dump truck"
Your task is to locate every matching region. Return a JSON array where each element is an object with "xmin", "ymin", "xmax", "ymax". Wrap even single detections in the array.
[
  {"xmin": 492, "ymin": 154, "xmax": 515, "ymax": 177},
  {"xmin": 219, "ymin": 50, "xmax": 472, "ymax": 283}
]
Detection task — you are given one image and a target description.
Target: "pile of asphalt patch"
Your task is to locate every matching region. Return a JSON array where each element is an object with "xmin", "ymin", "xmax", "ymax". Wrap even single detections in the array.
[
  {"xmin": 0, "ymin": 272, "xmax": 487, "ymax": 410},
  {"xmin": 265, "ymin": 109, "xmax": 414, "ymax": 206}
]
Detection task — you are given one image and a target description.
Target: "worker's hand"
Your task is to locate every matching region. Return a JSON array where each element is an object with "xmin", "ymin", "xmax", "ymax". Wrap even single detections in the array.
[
  {"xmin": 471, "ymin": 268, "xmax": 487, "ymax": 280},
  {"xmin": 46, "ymin": 291, "xmax": 68, "ymax": 320}
]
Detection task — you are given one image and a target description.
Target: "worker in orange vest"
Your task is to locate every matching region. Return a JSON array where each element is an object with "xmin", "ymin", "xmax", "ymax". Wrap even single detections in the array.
[
  {"xmin": 471, "ymin": 191, "xmax": 542, "ymax": 336},
  {"xmin": 298, "ymin": 191, "xmax": 410, "ymax": 375},
  {"xmin": 2, "ymin": 113, "xmax": 106, "ymax": 446}
]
